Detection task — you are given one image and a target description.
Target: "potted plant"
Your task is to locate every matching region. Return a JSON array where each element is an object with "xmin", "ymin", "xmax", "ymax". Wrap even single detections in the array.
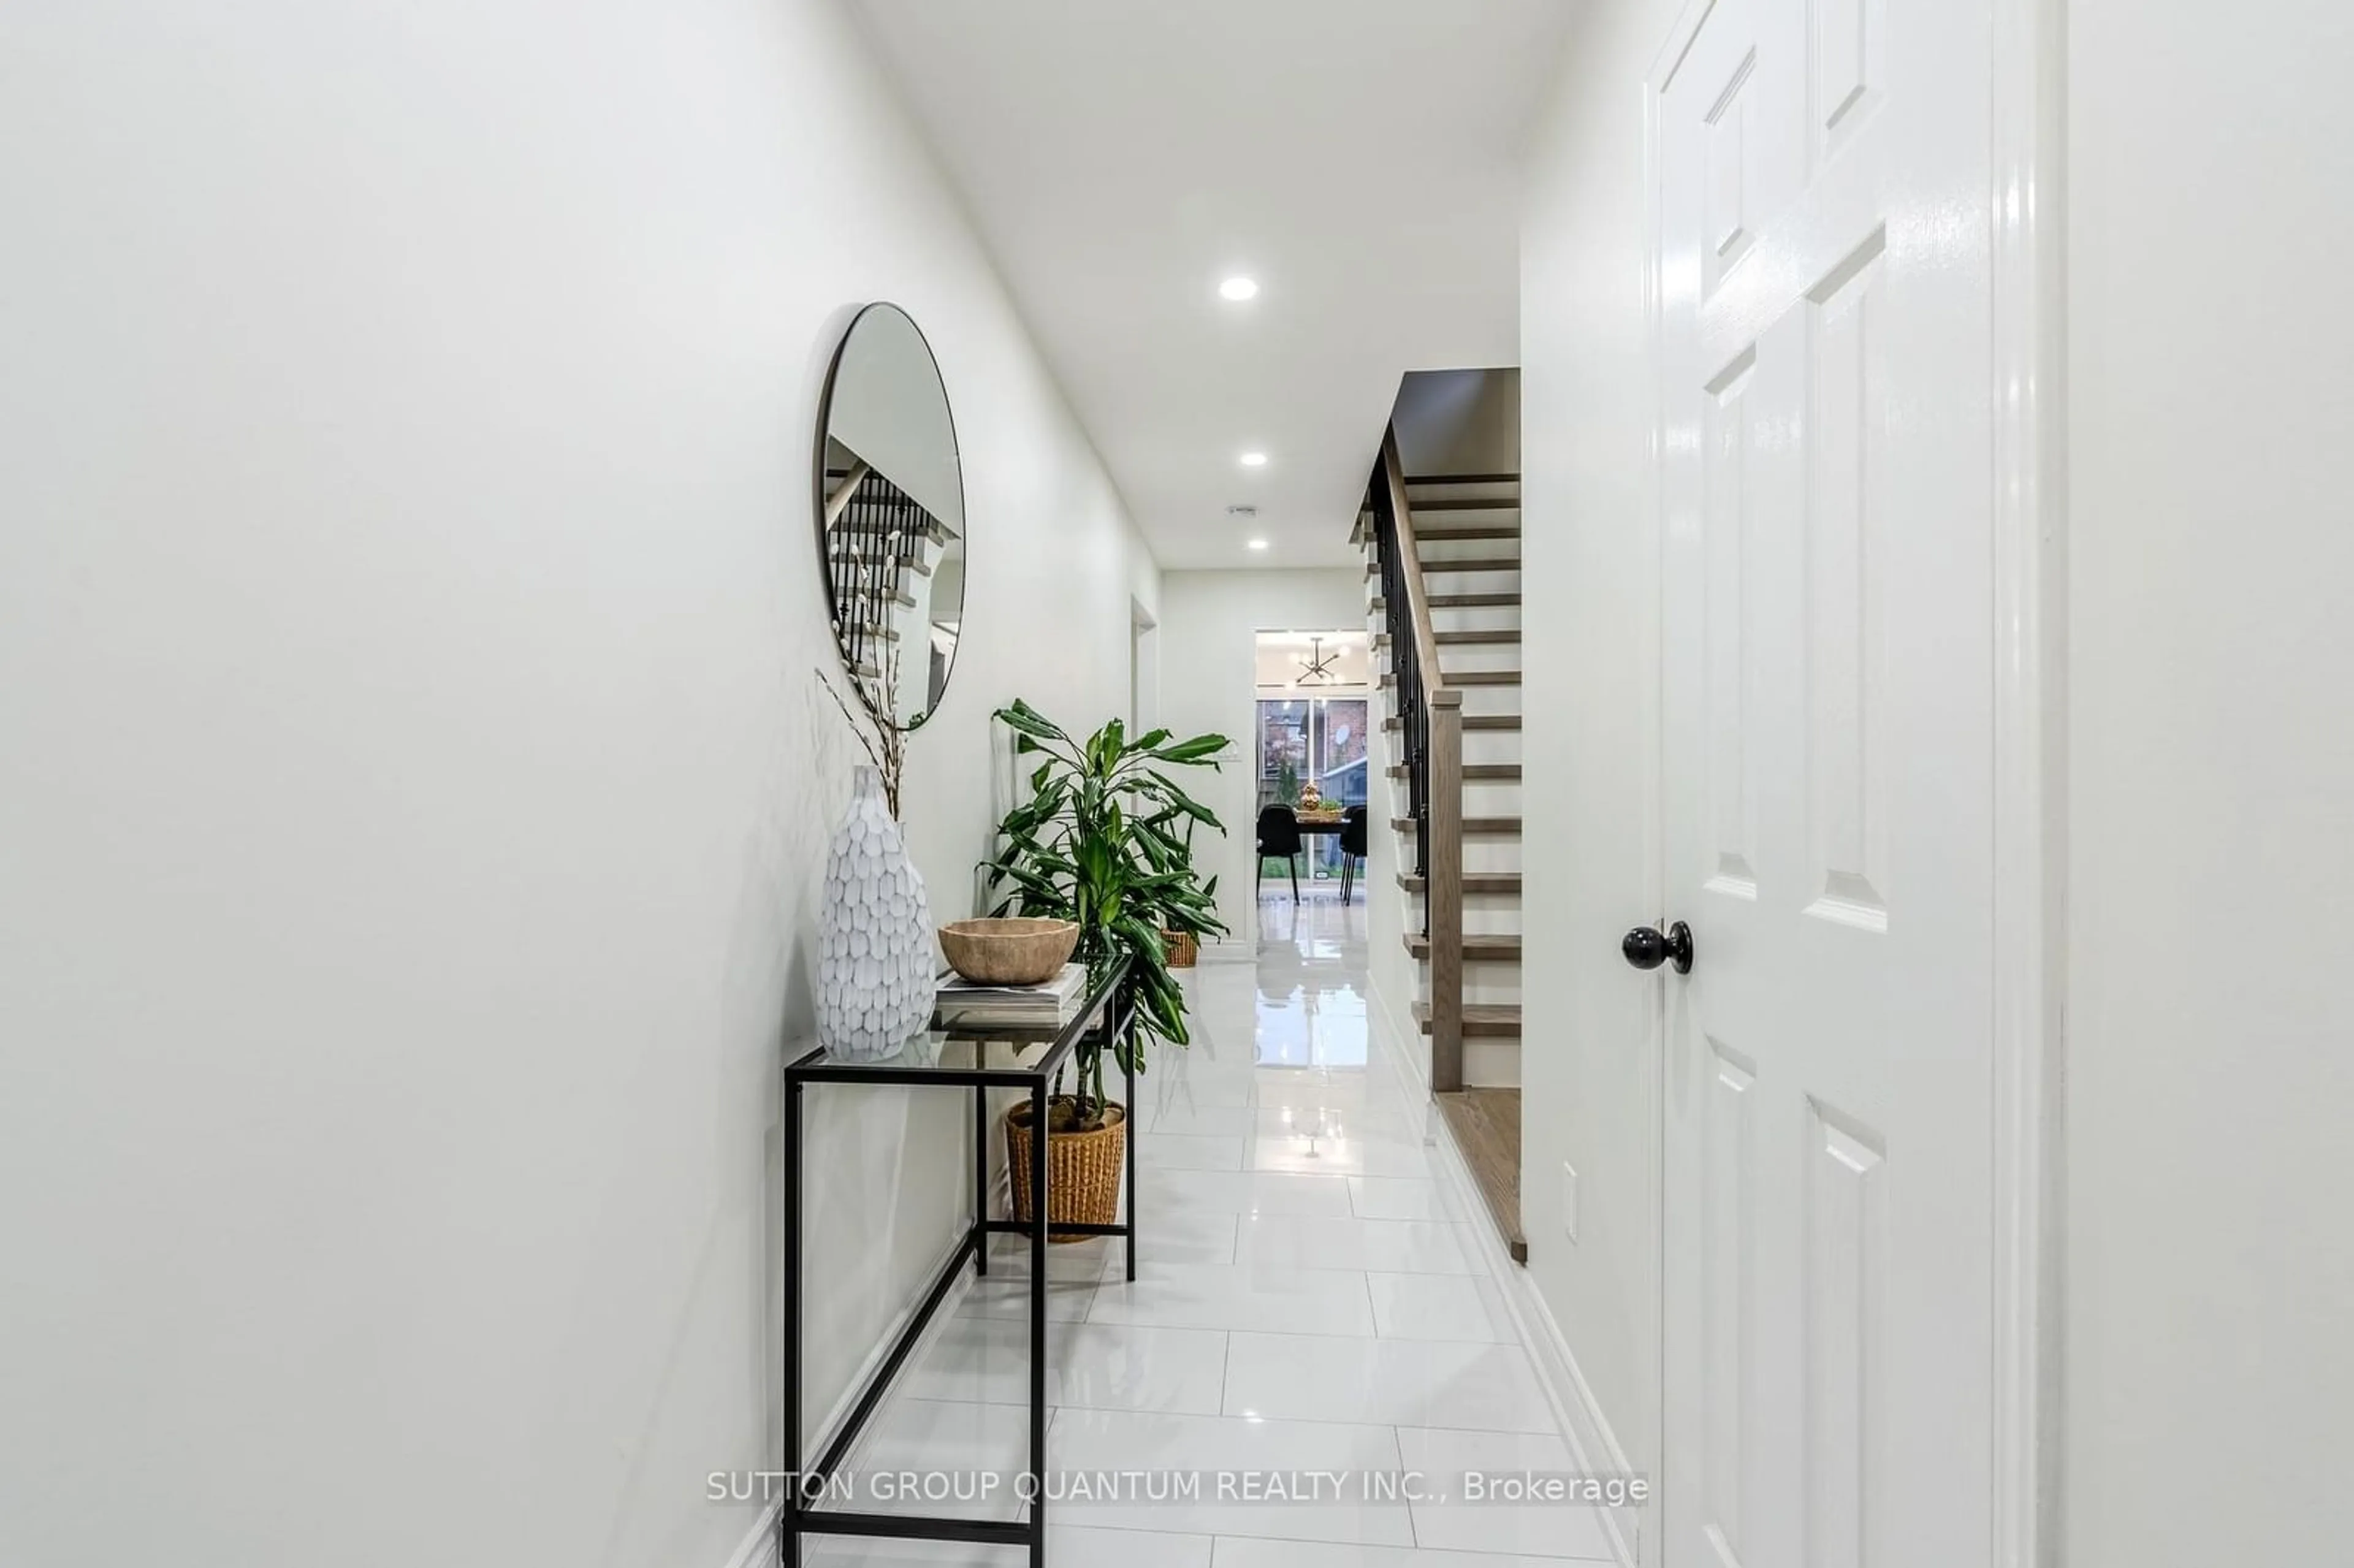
[{"xmin": 980, "ymin": 700, "xmax": 1229, "ymax": 1236}]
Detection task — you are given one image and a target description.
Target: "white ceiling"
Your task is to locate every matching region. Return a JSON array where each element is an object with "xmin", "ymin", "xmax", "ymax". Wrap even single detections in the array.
[{"xmin": 850, "ymin": 0, "xmax": 1571, "ymax": 570}]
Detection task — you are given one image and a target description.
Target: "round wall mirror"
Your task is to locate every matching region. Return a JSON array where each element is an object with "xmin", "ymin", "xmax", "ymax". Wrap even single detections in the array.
[{"xmin": 814, "ymin": 303, "xmax": 966, "ymax": 729}]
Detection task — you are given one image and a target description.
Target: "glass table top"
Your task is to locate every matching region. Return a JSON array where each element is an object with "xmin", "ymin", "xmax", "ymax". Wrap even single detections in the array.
[{"xmin": 783, "ymin": 954, "xmax": 1131, "ymax": 1085}]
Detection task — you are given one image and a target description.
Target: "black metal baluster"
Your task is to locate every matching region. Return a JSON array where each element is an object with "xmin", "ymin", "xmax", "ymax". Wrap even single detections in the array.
[{"xmin": 1368, "ymin": 455, "xmax": 1431, "ymax": 935}]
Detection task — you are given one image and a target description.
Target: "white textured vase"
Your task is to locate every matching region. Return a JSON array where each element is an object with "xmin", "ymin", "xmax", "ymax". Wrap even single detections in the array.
[{"xmin": 817, "ymin": 766, "xmax": 935, "ymax": 1062}]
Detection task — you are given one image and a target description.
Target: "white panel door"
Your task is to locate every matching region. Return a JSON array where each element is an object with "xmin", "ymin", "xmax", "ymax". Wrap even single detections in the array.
[{"xmin": 1653, "ymin": 0, "xmax": 1995, "ymax": 1564}]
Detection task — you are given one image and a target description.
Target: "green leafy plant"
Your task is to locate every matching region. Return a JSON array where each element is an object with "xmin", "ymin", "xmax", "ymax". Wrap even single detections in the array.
[{"xmin": 981, "ymin": 700, "xmax": 1230, "ymax": 1130}]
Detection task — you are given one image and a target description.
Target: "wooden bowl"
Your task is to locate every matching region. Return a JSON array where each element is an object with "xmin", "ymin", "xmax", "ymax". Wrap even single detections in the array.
[{"xmin": 938, "ymin": 918, "xmax": 1080, "ymax": 986}]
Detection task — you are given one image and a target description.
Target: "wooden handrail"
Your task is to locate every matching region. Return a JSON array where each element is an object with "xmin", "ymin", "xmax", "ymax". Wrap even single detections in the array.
[
  {"xmin": 1376, "ymin": 427, "xmax": 1465, "ymax": 1092},
  {"xmin": 1381, "ymin": 429, "xmax": 1450, "ymax": 702},
  {"xmin": 823, "ymin": 459, "xmax": 872, "ymax": 529}
]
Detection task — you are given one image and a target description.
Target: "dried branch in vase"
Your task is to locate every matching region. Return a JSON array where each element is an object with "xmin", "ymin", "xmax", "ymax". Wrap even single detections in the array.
[{"xmin": 817, "ymin": 529, "xmax": 909, "ymax": 818}]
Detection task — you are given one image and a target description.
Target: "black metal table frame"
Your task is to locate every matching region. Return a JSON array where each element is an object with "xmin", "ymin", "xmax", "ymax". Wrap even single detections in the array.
[{"xmin": 779, "ymin": 963, "xmax": 1137, "ymax": 1568}]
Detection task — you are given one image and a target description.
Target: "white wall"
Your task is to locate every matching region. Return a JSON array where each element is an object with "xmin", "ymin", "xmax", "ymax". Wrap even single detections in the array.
[
  {"xmin": 2064, "ymin": 2, "xmax": 2354, "ymax": 1560},
  {"xmin": 1364, "ymin": 712, "xmax": 1425, "ymax": 1085},
  {"xmin": 0, "ymin": 4, "xmax": 1154, "ymax": 1567},
  {"xmin": 1517, "ymin": 0, "xmax": 1682, "ymax": 1489},
  {"xmin": 1156, "ymin": 569, "xmax": 1367, "ymax": 941}
]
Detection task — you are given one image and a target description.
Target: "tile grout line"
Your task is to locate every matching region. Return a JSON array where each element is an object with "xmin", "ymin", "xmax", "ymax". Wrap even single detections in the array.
[
  {"xmin": 1395, "ymin": 1420, "xmax": 1422, "ymax": 1549},
  {"xmin": 912, "ymin": 1391, "xmax": 1560, "ymax": 1439}
]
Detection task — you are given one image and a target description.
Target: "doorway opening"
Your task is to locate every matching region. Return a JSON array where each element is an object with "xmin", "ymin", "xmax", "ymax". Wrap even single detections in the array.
[{"xmin": 1253, "ymin": 630, "xmax": 1370, "ymax": 899}]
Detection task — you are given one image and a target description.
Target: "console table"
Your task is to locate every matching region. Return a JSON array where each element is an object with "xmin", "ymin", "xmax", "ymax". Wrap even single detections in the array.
[{"xmin": 779, "ymin": 954, "xmax": 1137, "ymax": 1568}]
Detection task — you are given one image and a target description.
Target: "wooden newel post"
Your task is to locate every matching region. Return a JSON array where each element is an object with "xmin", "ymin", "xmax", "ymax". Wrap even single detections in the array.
[{"xmin": 1428, "ymin": 690, "xmax": 1465, "ymax": 1093}]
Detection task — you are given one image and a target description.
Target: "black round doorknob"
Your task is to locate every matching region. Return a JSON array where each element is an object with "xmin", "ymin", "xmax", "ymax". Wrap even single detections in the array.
[{"xmin": 1622, "ymin": 921, "xmax": 1695, "ymax": 975}]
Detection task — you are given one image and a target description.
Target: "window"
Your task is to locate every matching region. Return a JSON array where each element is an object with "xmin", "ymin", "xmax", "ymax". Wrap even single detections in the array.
[{"xmin": 1256, "ymin": 695, "xmax": 1369, "ymax": 881}]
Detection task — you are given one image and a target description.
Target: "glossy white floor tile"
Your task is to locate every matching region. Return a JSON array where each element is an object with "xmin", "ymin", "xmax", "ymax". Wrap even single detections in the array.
[
  {"xmin": 1105, "ymin": 1209, "xmax": 1240, "ymax": 1272},
  {"xmin": 1209, "ymin": 1540, "xmax": 1568, "ymax": 1568},
  {"xmin": 979, "ymin": 1233, "xmax": 1118, "ymax": 1279},
  {"xmin": 805, "ymin": 1524, "xmax": 1212, "ymax": 1568},
  {"xmin": 1346, "ymin": 1174, "xmax": 1465, "ymax": 1222},
  {"xmin": 1245, "ymin": 1132, "xmax": 1438, "ymax": 1179},
  {"xmin": 1221, "ymin": 1331, "xmax": 1557, "ymax": 1433},
  {"xmin": 1248, "ymin": 1070, "xmax": 1384, "ymax": 1111},
  {"xmin": 905, "ymin": 1317, "xmax": 1228, "ymax": 1414},
  {"xmin": 955, "ymin": 1274, "xmax": 1099, "ymax": 1323},
  {"xmin": 1365, "ymin": 1270, "xmax": 1520, "ymax": 1343},
  {"xmin": 1137, "ymin": 1133, "xmax": 1248, "ymax": 1171},
  {"xmin": 1141, "ymin": 1073, "xmax": 1260, "ymax": 1111},
  {"xmin": 1087, "ymin": 1260, "xmax": 1377, "ymax": 1336},
  {"xmin": 1137, "ymin": 1168, "xmax": 1354, "ymax": 1218},
  {"xmin": 836, "ymin": 1398, "xmax": 1029, "ymax": 1521},
  {"xmin": 1254, "ymin": 1100, "xmax": 1429, "ymax": 1140},
  {"xmin": 1137, "ymin": 1102, "xmax": 1260, "ymax": 1137},
  {"xmin": 813, "ymin": 896, "xmax": 1619, "ymax": 1564},
  {"xmin": 1045, "ymin": 1407, "xmax": 1412, "ymax": 1546},
  {"xmin": 1396, "ymin": 1425, "xmax": 1618, "ymax": 1560},
  {"xmin": 1233, "ymin": 1214, "xmax": 1479, "ymax": 1275}
]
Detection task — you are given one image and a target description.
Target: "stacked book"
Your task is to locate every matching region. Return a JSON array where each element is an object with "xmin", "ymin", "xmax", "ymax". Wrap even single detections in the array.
[{"xmin": 933, "ymin": 963, "xmax": 1089, "ymax": 1031}]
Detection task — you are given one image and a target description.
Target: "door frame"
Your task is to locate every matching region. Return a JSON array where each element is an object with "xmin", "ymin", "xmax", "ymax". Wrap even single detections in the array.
[{"xmin": 1636, "ymin": 1, "xmax": 2066, "ymax": 1564}]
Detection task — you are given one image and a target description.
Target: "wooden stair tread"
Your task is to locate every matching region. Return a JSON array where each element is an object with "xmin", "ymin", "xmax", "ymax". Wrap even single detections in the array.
[
  {"xmin": 1406, "ymin": 932, "xmax": 1522, "ymax": 961},
  {"xmin": 1422, "ymin": 556, "xmax": 1522, "ymax": 574},
  {"xmin": 1411, "ymin": 497, "xmax": 1520, "ymax": 511},
  {"xmin": 830, "ymin": 544, "xmax": 935, "ymax": 576},
  {"xmin": 1417, "ymin": 528, "xmax": 1520, "ymax": 544},
  {"xmin": 1419, "ymin": 527, "xmax": 1520, "ymax": 543},
  {"xmin": 1419, "ymin": 525, "xmax": 1520, "ymax": 541},
  {"xmin": 1398, "ymin": 872, "xmax": 1522, "ymax": 895},
  {"xmin": 1394, "ymin": 815, "xmax": 1522, "ymax": 834},
  {"xmin": 1382, "ymin": 628, "xmax": 1520, "ymax": 648},
  {"xmin": 1435, "ymin": 1089, "xmax": 1527, "ymax": 1263},
  {"xmin": 1411, "ymin": 1000, "xmax": 1523, "ymax": 1036},
  {"xmin": 1387, "ymin": 763, "xmax": 1520, "ymax": 781},
  {"xmin": 1381, "ymin": 670, "xmax": 1522, "ymax": 688},
  {"xmin": 1406, "ymin": 472, "xmax": 1520, "ymax": 485},
  {"xmin": 1369, "ymin": 557, "xmax": 1522, "ymax": 577},
  {"xmin": 1384, "ymin": 714, "xmax": 1520, "ymax": 732},
  {"xmin": 1370, "ymin": 593, "xmax": 1522, "ymax": 611}
]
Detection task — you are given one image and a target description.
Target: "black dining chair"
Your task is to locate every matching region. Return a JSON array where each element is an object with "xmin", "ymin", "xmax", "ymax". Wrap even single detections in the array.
[
  {"xmin": 1255, "ymin": 804, "xmax": 1303, "ymax": 903},
  {"xmin": 1338, "ymin": 805, "xmax": 1369, "ymax": 901}
]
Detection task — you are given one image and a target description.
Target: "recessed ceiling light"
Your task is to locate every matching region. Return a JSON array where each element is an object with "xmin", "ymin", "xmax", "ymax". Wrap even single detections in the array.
[
  {"xmin": 1239, "ymin": 451, "xmax": 1268, "ymax": 468},
  {"xmin": 1247, "ymin": 539, "xmax": 1270, "ymax": 551},
  {"xmin": 1219, "ymin": 276, "xmax": 1260, "ymax": 302}
]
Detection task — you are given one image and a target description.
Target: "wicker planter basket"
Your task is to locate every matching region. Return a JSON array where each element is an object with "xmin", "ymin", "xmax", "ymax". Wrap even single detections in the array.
[
  {"xmin": 1004, "ymin": 1098, "xmax": 1127, "ymax": 1243},
  {"xmin": 1163, "ymin": 928, "xmax": 1199, "ymax": 969}
]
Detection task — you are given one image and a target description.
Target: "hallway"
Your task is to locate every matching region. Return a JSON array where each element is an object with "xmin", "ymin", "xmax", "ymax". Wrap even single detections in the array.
[{"xmin": 811, "ymin": 894, "xmax": 1615, "ymax": 1565}]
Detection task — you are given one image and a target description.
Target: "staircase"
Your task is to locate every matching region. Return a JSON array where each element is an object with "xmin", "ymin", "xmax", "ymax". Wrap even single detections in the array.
[
  {"xmin": 1362, "ymin": 431, "xmax": 1526, "ymax": 1262},
  {"xmin": 823, "ymin": 459, "xmax": 954, "ymax": 713}
]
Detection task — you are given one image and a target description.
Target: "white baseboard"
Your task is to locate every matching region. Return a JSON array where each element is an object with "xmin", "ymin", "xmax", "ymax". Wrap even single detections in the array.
[
  {"xmin": 726, "ymin": 1195, "xmax": 992, "ymax": 1568},
  {"xmin": 718, "ymin": 1495, "xmax": 783, "ymax": 1568},
  {"xmin": 1367, "ymin": 975, "xmax": 1428, "ymax": 1096},
  {"xmin": 802, "ymin": 1216, "xmax": 984, "ymax": 1471},
  {"xmin": 1368, "ymin": 992, "xmax": 1642, "ymax": 1568},
  {"xmin": 1485, "ymin": 1237, "xmax": 1642, "ymax": 1568}
]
